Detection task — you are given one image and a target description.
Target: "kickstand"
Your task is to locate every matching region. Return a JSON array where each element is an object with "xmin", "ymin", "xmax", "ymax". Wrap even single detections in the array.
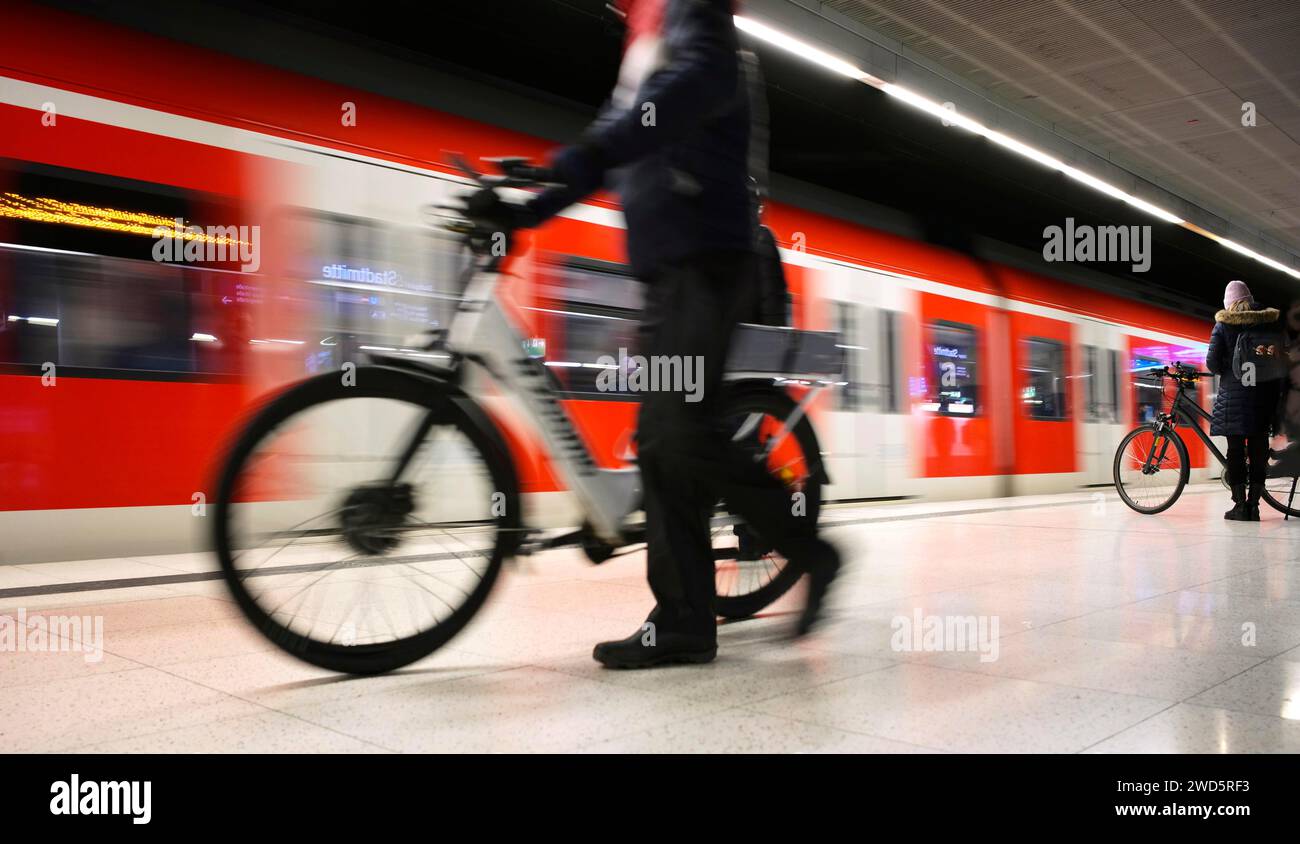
[{"xmin": 1287, "ymin": 476, "xmax": 1299, "ymax": 521}]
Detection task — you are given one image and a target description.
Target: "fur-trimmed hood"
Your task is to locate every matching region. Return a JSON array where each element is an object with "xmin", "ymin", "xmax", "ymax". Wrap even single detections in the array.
[{"xmin": 1215, "ymin": 305, "xmax": 1279, "ymax": 325}]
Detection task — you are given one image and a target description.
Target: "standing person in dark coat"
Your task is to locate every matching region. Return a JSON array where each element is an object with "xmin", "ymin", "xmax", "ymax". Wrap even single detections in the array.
[{"xmin": 1205, "ymin": 279, "xmax": 1282, "ymax": 520}]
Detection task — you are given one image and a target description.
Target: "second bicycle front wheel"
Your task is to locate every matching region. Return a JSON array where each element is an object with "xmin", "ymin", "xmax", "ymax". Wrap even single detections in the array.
[
  {"xmin": 1113, "ymin": 424, "xmax": 1189, "ymax": 514},
  {"xmin": 1261, "ymin": 438, "xmax": 1300, "ymax": 517},
  {"xmin": 212, "ymin": 366, "xmax": 520, "ymax": 675}
]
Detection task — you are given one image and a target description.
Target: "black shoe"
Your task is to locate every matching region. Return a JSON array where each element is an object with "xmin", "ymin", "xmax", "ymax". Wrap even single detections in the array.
[
  {"xmin": 1246, "ymin": 483, "xmax": 1265, "ymax": 521},
  {"xmin": 1225, "ymin": 484, "xmax": 1248, "ymax": 520},
  {"xmin": 593, "ymin": 627, "xmax": 716, "ymax": 670},
  {"xmin": 796, "ymin": 541, "xmax": 841, "ymax": 637}
]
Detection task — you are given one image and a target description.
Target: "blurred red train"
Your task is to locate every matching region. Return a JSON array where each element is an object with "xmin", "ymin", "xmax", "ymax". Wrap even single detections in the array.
[{"xmin": 0, "ymin": 3, "xmax": 1216, "ymax": 563}]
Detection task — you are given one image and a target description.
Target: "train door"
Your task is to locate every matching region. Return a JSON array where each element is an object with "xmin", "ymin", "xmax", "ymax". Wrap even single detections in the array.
[
  {"xmin": 1076, "ymin": 319, "xmax": 1126, "ymax": 486},
  {"xmin": 1007, "ymin": 310, "xmax": 1080, "ymax": 494},
  {"xmin": 814, "ymin": 262, "xmax": 910, "ymax": 502},
  {"xmin": 914, "ymin": 291, "xmax": 1001, "ymax": 499}
]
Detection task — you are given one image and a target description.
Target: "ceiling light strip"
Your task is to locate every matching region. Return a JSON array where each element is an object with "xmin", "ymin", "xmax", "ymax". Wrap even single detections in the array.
[{"xmin": 734, "ymin": 14, "xmax": 1300, "ymax": 281}]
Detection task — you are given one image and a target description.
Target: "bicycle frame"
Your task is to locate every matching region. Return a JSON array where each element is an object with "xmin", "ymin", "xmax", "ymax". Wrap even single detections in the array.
[
  {"xmin": 378, "ymin": 165, "xmax": 841, "ymax": 546},
  {"xmin": 389, "ymin": 256, "xmax": 641, "ymax": 544},
  {"xmin": 1165, "ymin": 383, "xmax": 1227, "ymax": 468}
]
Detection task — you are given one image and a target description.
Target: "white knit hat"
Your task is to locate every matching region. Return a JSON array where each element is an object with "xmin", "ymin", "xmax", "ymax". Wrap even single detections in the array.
[{"xmin": 1224, "ymin": 279, "xmax": 1251, "ymax": 308}]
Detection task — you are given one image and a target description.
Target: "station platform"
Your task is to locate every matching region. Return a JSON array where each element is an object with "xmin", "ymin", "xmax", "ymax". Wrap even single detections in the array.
[{"xmin": 2, "ymin": 486, "xmax": 1299, "ymax": 754}]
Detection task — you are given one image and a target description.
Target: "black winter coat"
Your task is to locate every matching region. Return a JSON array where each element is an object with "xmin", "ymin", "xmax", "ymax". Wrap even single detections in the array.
[
  {"xmin": 530, "ymin": 0, "xmax": 752, "ymax": 279},
  {"xmin": 1205, "ymin": 303, "xmax": 1282, "ymax": 437}
]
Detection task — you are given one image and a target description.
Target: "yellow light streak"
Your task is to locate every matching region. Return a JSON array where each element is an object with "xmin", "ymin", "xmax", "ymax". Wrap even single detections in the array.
[{"xmin": 0, "ymin": 193, "xmax": 248, "ymax": 247}]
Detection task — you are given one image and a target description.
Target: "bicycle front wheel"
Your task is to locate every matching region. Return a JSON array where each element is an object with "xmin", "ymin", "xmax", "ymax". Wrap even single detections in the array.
[
  {"xmin": 212, "ymin": 367, "xmax": 520, "ymax": 675},
  {"xmin": 1113, "ymin": 424, "xmax": 1189, "ymax": 514}
]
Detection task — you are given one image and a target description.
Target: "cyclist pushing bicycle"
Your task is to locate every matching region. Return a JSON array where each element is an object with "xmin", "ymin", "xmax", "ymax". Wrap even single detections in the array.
[{"xmin": 468, "ymin": 0, "xmax": 840, "ymax": 667}]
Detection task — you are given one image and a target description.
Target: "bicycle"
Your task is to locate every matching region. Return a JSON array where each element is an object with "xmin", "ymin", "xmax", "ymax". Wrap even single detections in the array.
[
  {"xmin": 211, "ymin": 157, "xmax": 845, "ymax": 674},
  {"xmin": 1112, "ymin": 362, "xmax": 1300, "ymax": 516}
]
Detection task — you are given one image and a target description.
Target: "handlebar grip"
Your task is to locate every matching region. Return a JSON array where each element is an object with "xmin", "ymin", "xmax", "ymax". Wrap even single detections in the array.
[{"xmin": 510, "ymin": 164, "xmax": 555, "ymax": 183}]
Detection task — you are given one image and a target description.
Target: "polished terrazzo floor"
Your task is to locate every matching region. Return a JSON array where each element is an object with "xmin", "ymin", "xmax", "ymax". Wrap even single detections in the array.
[{"xmin": 2, "ymin": 486, "xmax": 1299, "ymax": 753}]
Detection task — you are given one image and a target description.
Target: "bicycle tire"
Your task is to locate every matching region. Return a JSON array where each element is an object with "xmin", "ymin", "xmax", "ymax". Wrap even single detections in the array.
[
  {"xmin": 1261, "ymin": 479, "xmax": 1300, "ymax": 517},
  {"xmin": 212, "ymin": 366, "xmax": 520, "ymax": 675},
  {"xmin": 1113, "ymin": 424, "xmax": 1189, "ymax": 514},
  {"xmin": 713, "ymin": 384, "xmax": 824, "ymax": 619}
]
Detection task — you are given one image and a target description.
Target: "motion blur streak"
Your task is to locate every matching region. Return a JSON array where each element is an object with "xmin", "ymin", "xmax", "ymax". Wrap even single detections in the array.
[{"xmin": 0, "ymin": 4, "xmax": 1216, "ymax": 564}]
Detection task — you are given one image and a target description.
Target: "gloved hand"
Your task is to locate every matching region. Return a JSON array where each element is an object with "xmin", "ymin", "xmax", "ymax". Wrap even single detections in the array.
[
  {"xmin": 546, "ymin": 143, "xmax": 604, "ymax": 197},
  {"xmin": 462, "ymin": 185, "xmax": 539, "ymax": 232},
  {"xmin": 525, "ymin": 142, "xmax": 606, "ymax": 223}
]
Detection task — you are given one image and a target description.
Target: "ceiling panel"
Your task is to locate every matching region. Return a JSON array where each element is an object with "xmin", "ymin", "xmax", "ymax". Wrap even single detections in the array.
[{"xmin": 824, "ymin": 0, "xmax": 1300, "ymax": 252}]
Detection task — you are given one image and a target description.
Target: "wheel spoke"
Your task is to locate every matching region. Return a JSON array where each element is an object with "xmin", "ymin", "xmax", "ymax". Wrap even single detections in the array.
[{"xmin": 215, "ymin": 385, "xmax": 509, "ymax": 673}]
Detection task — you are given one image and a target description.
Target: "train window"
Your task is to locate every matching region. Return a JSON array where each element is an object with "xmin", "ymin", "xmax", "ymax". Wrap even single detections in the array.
[
  {"xmin": 881, "ymin": 309, "xmax": 902, "ymax": 414},
  {"xmin": 924, "ymin": 321, "xmax": 978, "ymax": 416},
  {"xmin": 1021, "ymin": 337, "xmax": 1067, "ymax": 420},
  {"xmin": 833, "ymin": 302, "xmax": 862, "ymax": 411},
  {"xmin": 1131, "ymin": 353, "xmax": 1164, "ymax": 424},
  {"xmin": 287, "ymin": 209, "xmax": 462, "ymax": 351},
  {"xmin": 532, "ymin": 257, "xmax": 640, "ymax": 396},
  {"xmin": 1081, "ymin": 344, "xmax": 1119, "ymax": 423},
  {"xmin": 1082, "ymin": 345, "xmax": 1099, "ymax": 420},
  {"xmin": 0, "ymin": 161, "xmax": 252, "ymax": 376},
  {"xmin": 1108, "ymin": 348, "xmax": 1121, "ymax": 423},
  {"xmin": 830, "ymin": 304, "xmax": 901, "ymax": 413}
]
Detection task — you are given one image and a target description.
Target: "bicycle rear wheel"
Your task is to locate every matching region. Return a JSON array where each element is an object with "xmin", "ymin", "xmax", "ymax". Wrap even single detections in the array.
[
  {"xmin": 1261, "ymin": 438, "xmax": 1300, "ymax": 517},
  {"xmin": 712, "ymin": 384, "xmax": 824, "ymax": 619},
  {"xmin": 1113, "ymin": 424, "xmax": 1189, "ymax": 514},
  {"xmin": 212, "ymin": 367, "xmax": 519, "ymax": 675}
]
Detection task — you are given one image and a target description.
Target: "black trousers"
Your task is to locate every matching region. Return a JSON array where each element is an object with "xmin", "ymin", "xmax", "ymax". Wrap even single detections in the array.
[
  {"xmin": 636, "ymin": 251, "xmax": 830, "ymax": 638},
  {"xmin": 1225, "ymin": 435, "xmax": 1269, "ymax": 487}
]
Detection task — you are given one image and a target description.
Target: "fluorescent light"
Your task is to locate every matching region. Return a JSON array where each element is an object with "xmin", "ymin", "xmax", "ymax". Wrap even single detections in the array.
[
  {"xmin": 1218, "ymin": 237, "xmax": 1300, "ymax": 280},
  {"xmin": 882, "ymin": 84, "xmax": 986, "ymax": 135},
  {"xmin": 190, "ymin": 332, "xmax": 218, "ymax": 342},
  {"xmin": 250, "ymin": 338, "xmax": 305, "ymax": 345},
  {"xmin": 6, "ymin": 314, "xmax": 59, "ymax": 326},
  {"xmin": 734, "ymin": 15, "xmax": 875, "ymax": 82},
  {"xmin": 1059, "ymin": 165, "xmax": 1184, "ymax": 224},
  {"xmin": 983, "ymin": 129, "xmax": 1067, "ymax": 171},
  {"xmin": 882, "ymin": 76, "xmax": 1184, "ymax": 225},
  {"xmin": 736, "ymin": 15, "xmax": 1300, "ymax": 263}
]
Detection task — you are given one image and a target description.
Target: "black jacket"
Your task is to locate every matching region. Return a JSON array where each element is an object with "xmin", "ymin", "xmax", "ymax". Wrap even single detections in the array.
[
  {"xmin": 529, "ymin": 0, "xmax": 751, "ymax": 278},
  {"xmin": 1205, "ymin": 302, "xmax": 1282, "ymax": 437}
]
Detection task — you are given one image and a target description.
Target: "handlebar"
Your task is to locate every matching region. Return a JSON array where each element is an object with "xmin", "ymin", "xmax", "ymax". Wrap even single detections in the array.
[
  {"xmin": 1152, "ymin": 365, "xmax": 1212, "ymax": 380},
  {"xmin": 428, "ymin": 154, "xmax": 559, "ymax": 257},
  {"xmin": 449, "ymin": 153, "xmax": 556, "ymax": 190}
]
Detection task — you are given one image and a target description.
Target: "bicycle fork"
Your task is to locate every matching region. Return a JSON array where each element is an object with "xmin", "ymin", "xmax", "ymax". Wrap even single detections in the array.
[{"xmin": 1143, "ymin": 424, "xmax": 1175, "ymax": 475}]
